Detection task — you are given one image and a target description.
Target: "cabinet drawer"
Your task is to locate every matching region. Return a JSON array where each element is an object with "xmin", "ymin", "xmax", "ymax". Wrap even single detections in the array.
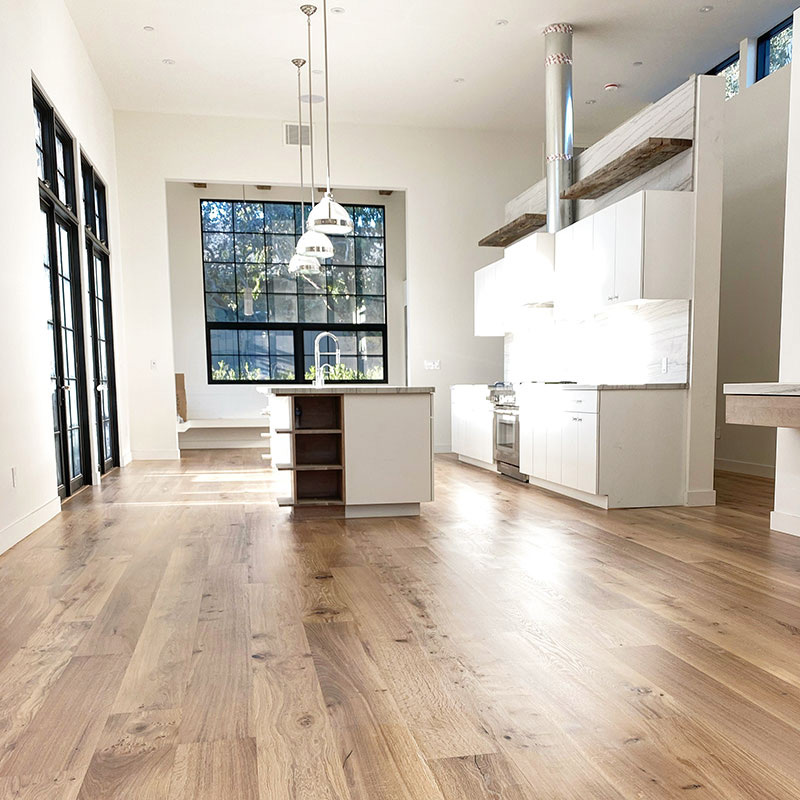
[{"xmin": 562, "ymin": 390, "xmax": 598, "ymax": 414}]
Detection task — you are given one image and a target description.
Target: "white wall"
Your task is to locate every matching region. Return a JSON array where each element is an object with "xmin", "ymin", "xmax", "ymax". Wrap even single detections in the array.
[
  {"xmin": 773, "ymin": 8, "xmax": 800, "ymax": 536},
  {"xmin": 166, "ymin": 182, "xmax": 407, "ymax": 421},
  {"xmin": 115, "ymin": 111, "xmax": 539, "ymax": 454},
  {"xmin": 715, "ymin": 66, "xmax": 790, "ymax": 478},
  {"xmin": 0, "ymin": 0, "xmax": 128, "ymax": 552}
]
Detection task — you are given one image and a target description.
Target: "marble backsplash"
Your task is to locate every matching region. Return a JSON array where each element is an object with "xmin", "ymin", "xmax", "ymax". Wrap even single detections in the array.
[{"xmin": 504, "ymin": 299, "xmax": 691, "ymax": 386}]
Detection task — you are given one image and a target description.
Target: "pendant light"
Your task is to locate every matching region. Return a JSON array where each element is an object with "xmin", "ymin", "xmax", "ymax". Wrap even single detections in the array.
[
  {"xmin": 295, "ymin": 4, "xmax": 335, "ymax": 261},
  {"xmin": 288, "ymin": 56, "xmax": 322, "ymax": 274},
  {"xmin": 307, "ymin": 0, "xmax": 353, "ymax": 235}
]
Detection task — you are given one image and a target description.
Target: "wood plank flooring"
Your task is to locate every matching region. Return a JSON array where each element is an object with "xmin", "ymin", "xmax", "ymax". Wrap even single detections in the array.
[{"xmin": 0, "ymin": 452, "xmax": 798, "ymax": 798}]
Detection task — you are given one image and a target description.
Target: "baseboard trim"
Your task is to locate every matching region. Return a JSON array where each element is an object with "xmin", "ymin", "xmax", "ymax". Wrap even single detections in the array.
[
  {"xmin": 715, "ymin": 458, "xmax": 775, "ymax": 479},
  {"xmin": 0, "ymin": 496, "xmax": 61, "ymax": 556},
  {"xmin": 527, "ymin": 476, "xmax": 610, "ymax": 509},
  {"xmin": 770, "ymin": 510, "xmax": 800, "ymax": 538},
  {"xmin": 686, "ymin": 489, "xmax": 717, "ymax": 507},
  {"xmin": 130, "ymin": 449, "xmax": 181, "ymax": 461},
  {"xmin": 345, "ymin": 503, "xmax": 420, "ymax": 519},
  {"xmin": 179, "ymin": 441, "xmax": 268, "ymax": 450},
  {"xmin": 121, "ymin": 450, "xmax": 133, "ymax": 467},
  {"xmin": 434, "ymin": 444, "xmax": 451, "ymax": 454},
  {"xmin": 457, "ymin": 454, "xmax": 497, "ymax": 472}
]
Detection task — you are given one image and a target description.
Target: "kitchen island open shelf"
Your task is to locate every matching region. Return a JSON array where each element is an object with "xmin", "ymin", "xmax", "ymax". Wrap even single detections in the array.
[{"xmin": 261, "ymin": 386, "xmax": 435, "ymax": 517}]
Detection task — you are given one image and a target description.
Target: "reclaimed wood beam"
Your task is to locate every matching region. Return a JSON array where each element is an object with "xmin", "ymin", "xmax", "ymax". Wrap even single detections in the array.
[{"xmin": 561, "ymin": 137, "xmax": 693, "ymax": 200}]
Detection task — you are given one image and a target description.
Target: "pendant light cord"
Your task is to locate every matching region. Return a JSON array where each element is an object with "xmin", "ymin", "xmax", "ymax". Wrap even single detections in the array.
[
  {"xmin": 323, "ymin": 0, "xmax": 332, "ymax": 195},
  {"xmin": 306, "ymin": 12, "xmax": 316, "ymax": 214},
  {"xmin": 296, "ymin": 64, "xmax": 305, "ymax": 220}
]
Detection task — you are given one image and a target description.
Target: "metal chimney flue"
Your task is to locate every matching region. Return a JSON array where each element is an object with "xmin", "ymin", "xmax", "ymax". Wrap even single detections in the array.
[{"xmin": 542, "ymin": 22, "xmax": 574, "ymax": 233}]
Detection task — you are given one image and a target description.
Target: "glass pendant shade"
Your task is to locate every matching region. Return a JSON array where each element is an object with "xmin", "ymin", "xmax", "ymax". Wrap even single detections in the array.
[
  {"xmin": 308, "ymin": 192, "xmax": 354, "ymax": 235},
  {"xmin": 296, "ymin": 228, "xmax": 334, "ymax": 260},
  {"xmin": 288, "ymin": 251, "xmax": 322, "ymax": 274}
]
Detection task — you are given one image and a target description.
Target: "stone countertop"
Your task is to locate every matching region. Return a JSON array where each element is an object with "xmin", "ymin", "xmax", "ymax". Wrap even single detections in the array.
[
  {"xmin": 559, "ymin": 383, "xmax": 689, "ymax": 391},
  {"xmin": 723, "ymin": 383, "xmax": 800, "ymax": 396},
  {"xmin": 258, "ymin": 386, "xmax": 435, "ymax": 396}
]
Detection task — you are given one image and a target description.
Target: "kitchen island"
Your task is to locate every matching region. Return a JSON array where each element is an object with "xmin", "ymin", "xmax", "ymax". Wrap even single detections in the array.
[{"xmin": 260, "ymin": 386, "xmax": 435, "ymax": 517}]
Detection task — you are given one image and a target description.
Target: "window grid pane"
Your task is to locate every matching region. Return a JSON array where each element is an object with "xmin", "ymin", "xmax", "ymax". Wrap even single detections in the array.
[{"xmin": 201, "ymin": 199, "xmax": 387, "ymax": 383}]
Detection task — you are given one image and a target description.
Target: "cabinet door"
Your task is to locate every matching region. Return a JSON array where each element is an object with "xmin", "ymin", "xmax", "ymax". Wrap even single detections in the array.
[
  {"xmin": 450, "ymin": 390, "xmax": 463, "ymax": 455},
  {"xmin": 614, "ymin": 192, "xmax": 644, "ymax": 304},
  {"xmin": 576, "ymin": 414, "xmax": 599, "ymax": 495},
  {"xmin": 474, "ymin": 401, "xmax": 496, "ymax": 465},
  {"xmin": 533, "ymin": 422, "xmax": 548, "ymax": 479},
  {"xmin": 519, "ymin": 399, "xmax": 534, "ymax": 477},
  {"xmin": 561, "ymin": 413, "xmax": 579, "ymax": 490},
  {"xmin": 546, "ymin": 413, "xmax": 563, "ymax": 484},
  {"xmin": 593, "ymin": 205, "xmax": 617, "ymax": 306}
]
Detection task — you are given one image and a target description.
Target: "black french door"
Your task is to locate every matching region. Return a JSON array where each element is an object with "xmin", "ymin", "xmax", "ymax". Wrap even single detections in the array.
[
  {"xmin": 87, "ymin": 246, "xmax": 119, "ymax": 473},
  {"xmin": 41, "ymin": 200, "xmax": 90, "ymax": 497}
]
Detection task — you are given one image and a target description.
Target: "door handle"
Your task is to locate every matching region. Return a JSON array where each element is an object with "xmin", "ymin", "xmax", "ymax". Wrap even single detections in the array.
[{"xmin": 96, "ymin": 383, "xmax": 108, "ymax": 393}]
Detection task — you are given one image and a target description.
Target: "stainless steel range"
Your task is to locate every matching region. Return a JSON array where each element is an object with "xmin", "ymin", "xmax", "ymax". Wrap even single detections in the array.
[{"xmin": 489, "ymin": 382, "xmax": 527, "ymax": 482}]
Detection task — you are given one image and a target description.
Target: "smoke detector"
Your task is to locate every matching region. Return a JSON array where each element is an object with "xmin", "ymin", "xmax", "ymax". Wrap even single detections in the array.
[{"xmin": 604, "ymin": 83, "xmax": 620, "ymax": 92}]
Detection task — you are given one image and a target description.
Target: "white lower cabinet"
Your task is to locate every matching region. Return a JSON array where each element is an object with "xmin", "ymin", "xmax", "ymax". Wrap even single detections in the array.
[
  {"xmin": 451, "ymin": 385, "xmax": 495, "ymax": 468},
  {"xmin": 519, "ymin": 386, "xmax": 686, "ymax": 508}
]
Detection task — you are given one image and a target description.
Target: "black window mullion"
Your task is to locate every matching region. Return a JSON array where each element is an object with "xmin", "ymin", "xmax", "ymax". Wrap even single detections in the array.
[{"xmin": 202, "ymin": 199, "xmax": 387, "ymax": 385}]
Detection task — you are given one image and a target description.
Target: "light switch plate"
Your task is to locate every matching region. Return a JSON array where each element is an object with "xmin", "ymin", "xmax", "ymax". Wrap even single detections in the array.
[
  {"xmin": 424, "ymin": 360, "xmax": 441, "ymax": 370},
  {"xmin": 661, "ymin": 357, "xmax": 669, "ymax": 374}
]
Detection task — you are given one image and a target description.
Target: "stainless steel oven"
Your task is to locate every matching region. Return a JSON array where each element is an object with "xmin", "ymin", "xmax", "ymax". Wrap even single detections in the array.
[{"xmin": 493, "ymin": 406, "xmax": 527, "ymax": 481}]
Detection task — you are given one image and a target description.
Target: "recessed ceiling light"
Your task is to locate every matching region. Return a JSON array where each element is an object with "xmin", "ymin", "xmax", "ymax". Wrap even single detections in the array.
[
  {"xmin": 699, "ymin": 5, "xmax": 713, "ymax": 12},
  {"xmin": 495, "ymin": 19, "xmax": 509, "ymax": 26},
  {"xmin": 162, "ymin": 58, "xmax": 175, "ymax": 65},
  {"xmin": 633, "ymin": 60, "xmax": 643, "ymax": 67},
  {"xmin": 312, "ymin": 68, "xmax": 323, "ymax": 75},
  {"xmin": 604, "ymin": 82, "xmax": 620, "ymax": 92},
  {"xmin": 585, "ymin": 99, "xmax": 597, "ymax": 105},
  {"xmin": 143, "ymin": 25, "xmax": 155, "ymax": 31},
  {"xmin": 454, "ymin": 77, "xmax": 465, "ymax": 83},
  {"xmin": 301, "ymin": 93, "xmax": 325, "ymax": 103},
  {"xmin": 330, "ymin": 6, "xmax": 345, "ymax": 13}
]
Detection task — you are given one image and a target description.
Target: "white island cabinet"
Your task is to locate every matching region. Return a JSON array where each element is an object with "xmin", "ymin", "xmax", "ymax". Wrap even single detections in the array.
[
  {"xmin": 519, "ymin": 384, "xmax": 687, "ymax": 508},
  {"xmin": 451, "ymin": 385, "xmax": 496, "ymax": 471},
  {"xmin": 263, "ymin": 387, "xmax": 434, "ymax": 518}
]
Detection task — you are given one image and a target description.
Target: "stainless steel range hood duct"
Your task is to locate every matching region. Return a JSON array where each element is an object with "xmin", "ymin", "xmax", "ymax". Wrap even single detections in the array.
[{"xmin": 542, "ymin": 23, "xmax": 575, "ymax": 233}]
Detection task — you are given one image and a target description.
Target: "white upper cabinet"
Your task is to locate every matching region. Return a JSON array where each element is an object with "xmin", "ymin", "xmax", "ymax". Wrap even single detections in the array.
[
  {"xmin": 474, "ymin": 259, "xmax": 505, "ymax": 336},
  {"xmin": 504, "ymin": 232, "xmax": 556, "ymax": 306},
  {"xmin": 554, "ymin": 190, "xmax": 694, "ymax": 315}
]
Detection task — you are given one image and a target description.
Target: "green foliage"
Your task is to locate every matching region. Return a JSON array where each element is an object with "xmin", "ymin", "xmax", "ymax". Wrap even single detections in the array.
[
  {"xmin": 212, "ymin": 360, "xmax": 237, "ymax": 381},
  {"xmin": 304, "ymin": 363, "xmax": 384, "ymax": 382}
]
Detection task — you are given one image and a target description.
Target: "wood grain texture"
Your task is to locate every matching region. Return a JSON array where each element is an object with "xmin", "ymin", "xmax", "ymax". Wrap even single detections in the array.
[
  {"xmin": 0, "ymin": 451, "xmax": 799, "ymax": 798},
  {"xmin": 477, "ymin": 213, "xmax": 547, "ymax": 248},
  {"xmin": 561, "ymin": 138, "xmax": 692, "ymax": 200},
  {"xmin": 726, "ymin": 393, "xmax": 800, "ymax": 428}
]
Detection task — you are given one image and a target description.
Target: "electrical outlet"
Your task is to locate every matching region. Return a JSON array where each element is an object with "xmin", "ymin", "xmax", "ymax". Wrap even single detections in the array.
[
  {"xmin": 715, "ymin": 425, "xmax": 722, "ymax": 440},
  {"xmin": 661, "ymin": 357, "xmax": 669, "ymax": 374},
  {"xmin": 424, "ymin": 360, "xmax": 441, "ymax": 370},
  {"xmin": 11, "ymin": 467, "xmax": 17, "ymax": 488}
]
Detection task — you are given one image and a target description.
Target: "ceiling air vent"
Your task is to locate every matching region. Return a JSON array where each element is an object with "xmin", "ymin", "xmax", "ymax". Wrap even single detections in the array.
[{"xmin": 284, "ymin": 122, "xmax": 310, "ymax": 147}]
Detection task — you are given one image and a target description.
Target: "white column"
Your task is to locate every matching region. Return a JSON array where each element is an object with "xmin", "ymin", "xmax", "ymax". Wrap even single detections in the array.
[
  {"xmin": 739, "ymin": 37, "xmax": 758, "ymax": 90},
  {"xmin": 772, "ymin": 8, "xmax": 800, "ymax": 536},
  {"xmin": 684, "ymin": 74, "xmax": 725, "ymax": 506}
]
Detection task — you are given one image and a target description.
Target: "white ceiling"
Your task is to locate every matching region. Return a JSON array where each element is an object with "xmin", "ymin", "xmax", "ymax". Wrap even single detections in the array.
[{"xmin": 65, "ymin": 0, "xmax": 796, "ymax": 142}]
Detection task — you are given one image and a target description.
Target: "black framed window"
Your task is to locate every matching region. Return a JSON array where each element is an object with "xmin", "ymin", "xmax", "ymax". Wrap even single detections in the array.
[
  {"xmin": 82, "ymin": 156, "xmax": 119, "ymax": 473},
  {"xmin": 35, "ymin": 85, "xmax": 90, "ymax": 497},
  {"xmin": 758, "ymin": 16, "xmax": 793, "ymax": 80},
  {"xmin": 201, "ymin": 199, "xmax": 388, "ymax": 383},
  {"xmin": 708, "ymin": 53, "xmax": 740, "ymax": 100}
]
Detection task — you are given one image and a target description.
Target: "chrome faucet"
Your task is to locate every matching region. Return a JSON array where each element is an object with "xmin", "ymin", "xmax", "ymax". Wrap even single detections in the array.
[{"xmin": 313, "ymin": 331, "xmax": 340, "ymax": 387}]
